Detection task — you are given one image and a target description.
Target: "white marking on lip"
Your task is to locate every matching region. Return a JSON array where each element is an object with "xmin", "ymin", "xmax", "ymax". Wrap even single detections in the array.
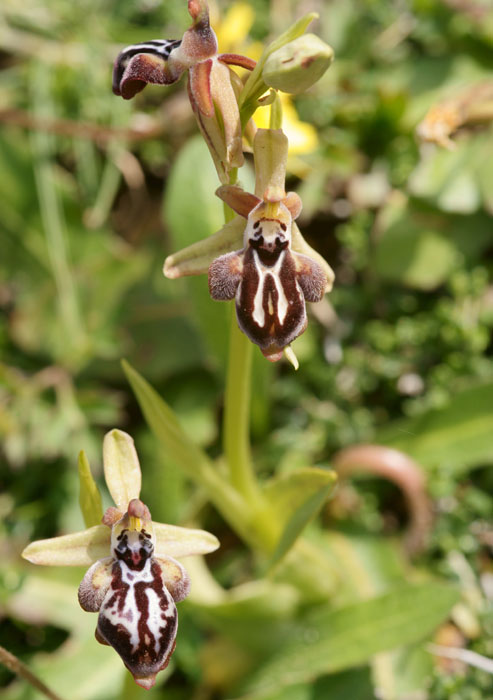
[
  {"xmin": 146, "ymin": 588, "xmax": 166, "ymax": 654},
  {"xmin": 101, "ymin": 559, "xmax": 168, "ymax": 654},
  {"xmin": 252, "ymin": 284, "xmax": 265, "ymax": 327},
  {"xmin": 250, "ymin": 250, "xmax": 294, "ymax": 328}
]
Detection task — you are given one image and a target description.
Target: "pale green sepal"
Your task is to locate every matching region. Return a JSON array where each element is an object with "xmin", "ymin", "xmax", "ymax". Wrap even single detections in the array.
[
  {"xmin": 22, "ymin": 525, "xmax": 110, "ymax": 567},
  {"xmin": 266, "ymin": 469, "xmax": 336, "ymax": 571},
  {"xmin": 253, "ymin": 129, "xmax": 288, "ymax": 200},
  {"xmin": 78, "ymin": 450, "xmax": 103, "ymax": 528},
  {"xmin": 153, "ymin": 522, "xmax": 220, "ymax": 558},
  {"xmin": 163, "ymin": 216, "xmax": 244, "ymax": 279},
  {"xmin": 263, "ymin": 34, "xmax": 334, "ymax": 95},
  {"xmin": 263, "ymin": 467, "xmax": 337, "ymax": 530},
  {"xmin": 103, "ymin": 429, "xmax": 142, "ymax": 511},
  {"xmin": 292, "ymin": 222, "xmax": 335, "ymax": 292}
]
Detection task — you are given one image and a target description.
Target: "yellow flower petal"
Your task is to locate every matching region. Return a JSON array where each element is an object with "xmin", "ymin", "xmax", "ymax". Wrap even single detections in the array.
[{"xmin": 215, "ymin": 2, "xmax": 255, "ymax": 53}]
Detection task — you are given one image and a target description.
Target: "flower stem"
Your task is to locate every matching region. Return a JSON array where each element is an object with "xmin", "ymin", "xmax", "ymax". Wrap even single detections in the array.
[
  {"xmin": 221, "ymin": 166, "xmax": 259, "ymax": 501},
  {"xmin": 223, "ymin": 311, "xmax": 258, "ymax": 500},
  {"xmin": 0, "ymin": 645, "xmax": 64, "ymax": 700}
]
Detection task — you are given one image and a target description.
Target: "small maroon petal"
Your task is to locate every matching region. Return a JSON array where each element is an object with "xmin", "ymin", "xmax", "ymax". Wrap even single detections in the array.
[
  {"xmin": 189, "ymin": 60, "xmax": 214, "ymax": 118},
  {"xmin": 215, "ymin": 185, "xmax": 261, "ymax": 218},
  {"xmin": 218, "ymin": 53, "xmax": 256, "ymax": 71},
  {"xmin": 119, "ymin": 53, "xmax": 177, "ymax": 100},
  {"xmin": 102, "ymin": 506, "xmax": 123, "ymax": 527}
]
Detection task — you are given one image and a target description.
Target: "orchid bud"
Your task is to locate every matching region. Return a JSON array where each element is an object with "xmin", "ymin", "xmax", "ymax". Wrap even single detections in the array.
[
  {"xmin": 188, "ymin": 57, "xmax": 244, "ymax": 183},
  {"xmin": 262, "ymin": 34, "xmax": 334, "ymax": 95},
  {"xmin": 112, "ymin": 0, "xmax": 252, "ymax": 183}
]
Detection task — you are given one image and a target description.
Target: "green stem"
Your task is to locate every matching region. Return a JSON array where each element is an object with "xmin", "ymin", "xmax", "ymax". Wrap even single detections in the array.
[
  {"xmin": 0, "ymin": 645, "xmax": 64, "ymax": 700},
  {"xmin": 223, "ymin": 311, "xmax": 258, "ymax": 500},
  {"xmin": 270, "ymin": 93, "xmax": 283, "ymax": 130},
  {"xmin": 221, "ymin": 168, "xmax": 260, "ymax": 503}
]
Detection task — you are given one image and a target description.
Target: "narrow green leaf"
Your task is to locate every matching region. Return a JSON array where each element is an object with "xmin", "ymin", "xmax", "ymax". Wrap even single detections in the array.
[
  {"xmin": 242, "ymin": 582, "xmax": 459, "ymax": 696},
  {"xmin": 266, "ymin": 470, "xmax": 336, "ymax": 570},
  {"xmin": 77, "ymin": 450, "xmax": 103, "ymax": 528},
  {"xmin": 122, "ymin": 360, "xmax": 253, "ymax": 544},
  {"xmin": 122, "ymin": 359, "xmax": 214, "ymax": 486}
]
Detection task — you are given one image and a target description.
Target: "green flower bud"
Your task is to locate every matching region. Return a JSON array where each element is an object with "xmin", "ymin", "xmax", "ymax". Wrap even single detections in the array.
[{"xmin": 262, "ymin": 34, "xmax": 334, "ymax": 94}]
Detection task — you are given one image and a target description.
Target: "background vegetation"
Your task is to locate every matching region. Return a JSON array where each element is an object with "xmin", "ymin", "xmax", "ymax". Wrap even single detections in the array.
[{"xmin": 1, "ymin": 0, "xmax": 492, "ymax": 698}]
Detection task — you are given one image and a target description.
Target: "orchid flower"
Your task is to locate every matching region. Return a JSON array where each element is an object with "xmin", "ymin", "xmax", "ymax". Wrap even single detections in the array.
[
  {"xmin": 112, "ymin": 0, "xmax": 255, "ymax": 183},
  {"xmin": 164, "ymin": 128, "xmax": 335, "ymax": 361},
  {"xmin": 22, "ymin": 429, "xmax": 219, "ymax": 689}
]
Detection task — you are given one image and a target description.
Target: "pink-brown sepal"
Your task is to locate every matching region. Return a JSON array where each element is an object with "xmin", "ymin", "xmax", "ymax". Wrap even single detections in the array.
[
  {"xmin": 117, "ymin": 53, "xmax": 178, "ymax": 100},
  {"xmin": 218, "ymin": 53, "xmax": 256, "ymax": 71},
  {"xmin": 189, "ymin": 60, "xmax": 214, "ymax": 117}
]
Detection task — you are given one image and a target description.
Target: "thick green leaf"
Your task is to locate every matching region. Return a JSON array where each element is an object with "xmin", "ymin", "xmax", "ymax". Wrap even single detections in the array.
[
  {"xmin": 322, "ymin": 533, "xmax": 432, "ymax": 696},
  {"xmin": 266, "ymin": 471, "xmax": 336, "ymax": 570},
  {"xmin": 313, "ymin": 667, "xmax": 375, "ymax": 700},
  {"xmin": 77, "ymin": 450, "xmax": 103, "ymax": 528},
  {"xmin": 240, "ymin": 582, "xmax": 459, "ymax": 697},
  {"xmin": 244, "ymin": 669, "xmax": 375, "ymax": 700},
  {"xmin": 376, "ymin": 382, "xmax": 493, "ymax": 472},
  {"xmin": 264, "ymin": 467, "xmax": 337, "ymax": 529}
]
